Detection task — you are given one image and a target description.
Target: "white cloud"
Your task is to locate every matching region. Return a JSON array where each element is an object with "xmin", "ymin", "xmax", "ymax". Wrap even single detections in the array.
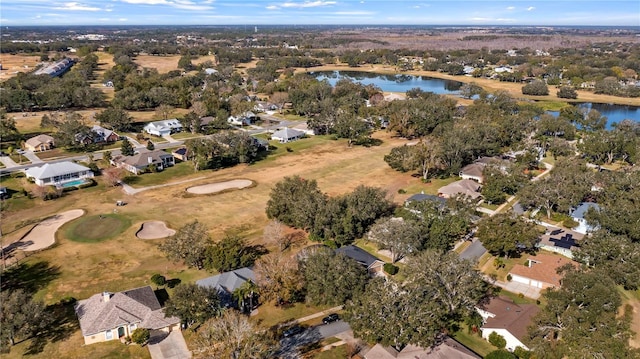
[
  {"xmin": 527, "ymin": 6, "xmax": 535, "ymax": 11},
  {"xmin": 333, "ymin": 11, "xmax": 374, "ymax": 15},
  {"xmin": 120, "ymin": 0, "xmax": 213, "ymax": 10},
  {"xmin": 506, "ymin": 6, "xmax": 515, "ymax": 10},
  {"xmin": 280, "ymin": 1, "xmax": 336, "ymax": 8},
  {"xmin": 119, "ymin": 17, "xmax": 128, "ymax": 20},
  {"xmin": 54, "ymin": 2, "xmax": 102, "ymax": 11},
  {"xmin": 266, "ymin": 5, "xmax": 278, "ymax": 9}
]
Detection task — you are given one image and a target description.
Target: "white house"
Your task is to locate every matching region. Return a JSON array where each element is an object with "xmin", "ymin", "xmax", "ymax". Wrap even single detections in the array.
[
  {"xmin": 570, "ymin": 202, "xmax": 600, "ymax": 234},
  {"xmin": 271, "ymin": 127, "xmax": 305, "ymax": 143},
  {"xmin": 25, "ymin": 161, "xmax": 94, "ymax": 187},
  {"xmin": 477, "ymin": 296, "xmax": 540, "ymax": 351},
  {"xmin": 143, "ymin": 119, "xmax": 183, "ymax": 137}
]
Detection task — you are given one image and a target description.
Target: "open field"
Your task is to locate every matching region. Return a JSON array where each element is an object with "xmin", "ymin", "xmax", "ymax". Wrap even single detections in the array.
[
  {"xmin": 134, "ymin": 54, "xmax": 216, "ymax": 73},
  {"xmin": 294, "ymin": 64, "xmax": 640, "ymax": 107},
  {"xmin": 0, "ymin": 53, "xmax": 41, "ymax": 81}
]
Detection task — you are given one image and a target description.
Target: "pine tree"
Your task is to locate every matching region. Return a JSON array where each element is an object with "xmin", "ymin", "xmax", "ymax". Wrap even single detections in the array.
[{"xmin": 120, "ymin": 138, "xmax": 134, "ymax": 156}]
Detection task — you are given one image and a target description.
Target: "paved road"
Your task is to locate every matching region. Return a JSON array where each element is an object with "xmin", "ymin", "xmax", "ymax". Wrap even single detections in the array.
[
  {"xmin": 459, "ymin": 239, "xmax": 487, "ymax": 262},
  {"xmin": 278, "ymin": 321, "xmax": 351, "ymax": 359}
]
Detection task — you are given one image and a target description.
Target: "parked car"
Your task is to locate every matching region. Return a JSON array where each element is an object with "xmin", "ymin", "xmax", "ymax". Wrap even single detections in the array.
[
  {"xmin": 322, "ymin": 313, "xmax": 340, "ymax": 324},
  {"xmin": 282, "ymin": 325, "xmax": 304, "ymax": 338}
]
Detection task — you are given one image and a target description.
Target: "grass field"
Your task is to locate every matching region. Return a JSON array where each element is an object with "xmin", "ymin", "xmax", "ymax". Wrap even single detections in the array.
[
  {"xmin": 0, "ymin": 54, "xmax": 42, "ymax": 81},
  {"xmin": 65, "ymin": 213, "xmax": 131, "ymax": 243}
]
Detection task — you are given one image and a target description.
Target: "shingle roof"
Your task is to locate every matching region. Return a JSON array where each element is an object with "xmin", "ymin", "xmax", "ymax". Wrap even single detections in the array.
[
  {"xmin": 25, "ymin": 134, "xmax": 54, "ymax": 147},
  {"xmin": 480, "ymin": 296, "xmax": 540, "ymax": 343},
  {"xmin": 196, "ymin": 267, "xmax": 256, "ymax": 295},
  {"xmin": 438, "ymin": 179, "xmax": 482, "ymax": 199},
  {"xmin": 75, "ymin": 286, "xmax": 179, "ymax": 336},
  {"xmin": 571, "ymin": 202, "xmax": 600, "ymax": 220},
  {"xmin": 365, "ymin": 337, "xmax": 480, "ymax": 359},
  {"xmin": 538, "ymin": 228, "xmax": 584, "ymax": 251},
  {"xmin": 25, "ymin": 161, "xmax": 91, "ymax": 180},
  {"xmin": 405, "ymin": 193, "xmax": 446, "ymax": 204},
  {"xmin": 509, "ymin": 253, "xmax": 576, "ymax": 287},
  {"xmin": 144, "ymin": 119, "xmax": 182, "ymax": 131},
  {"xmin": 335, "ymin": 245, "xmax": 382, "ymax": 268},
  {"xmin": 460, "ymin": 163, "xmax": 485, "ymax": 178},
  {"xmin": 114, "ymin": 150, "xmax": 173, "ymax": 168},
  {"xmin": 272, "ymin": 127, "xmax": 304, "ymax": 140}
]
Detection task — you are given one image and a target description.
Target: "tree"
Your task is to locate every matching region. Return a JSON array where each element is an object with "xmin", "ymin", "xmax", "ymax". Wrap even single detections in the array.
[
  {"xmin": 332, "ymin": 113, "xmax": 371, "ymax": 147},
  {"xmin": 0, "ymin": 112, "xmax": 20, "ymax": 142},
  {"xmin": 177, "ymin": 54, "xmax": 194, "ymax": 71},
  {"xmin": 159, "ymin": 221, "xmax": 210, "ymax": 269},
  {"xmin": 204, "ymin": 234, "xmax": 265, "ymax": 273},
  {"xmin": 270, "ymin": 92, "xmax": 289, "ymax": 114},
  {"xmin": 120, "ymin": 137, "xmax": 134, "ymax": 156},
  {"xmin": 164, "ymin": 283, "xmax": 221, "ymax": 328},
  {"xmin": 102, "ymin": 167, "xmax": 125, "ymax": 187},
  {"xmin": 146, "ymin": 140, "xmax": 155, "ymax": 151},
  {"xmin": 103, "ymin": 150, "xmax": 112, "ymax": 163},
  {"xmin": 367, "ymin": 217, "xmax": 421, "ymax": 263},
  {"xmin": 95, "ymin": 107, "xmax": 133, "ymax": 131},
  {"xmin": 557, "ymin": 86, "xmax": 577, "ymax": 99},
  {"xmin": 301, "ymin": 250, "xmax": 368, "ymax": 305},
  {"xmin": 476, "ymin": 213, "xmax": 540, "ymax": 257},
  {"xmin": 265, "ymin": 176, "xmax": 327, "ymax": 231},
  {"xmin": 155, "ymin": 104, "xmax": 175, "ymax": 121},
  {"xmin": 485, "ymin": 349, "xmax": 516, "ymax": 359},
  {"xmin": 150, "ymin": 274, "xmax": 166, "ymax": 289},
  {"xmin": 253, "ymin": 252, "xmax": 303, "ymax": 304},
  {"xmin": 194, "ymin": 310, "xmax": 277, "ymax": 359},
  {"xmin": 130, "ymin": 328, "xmax": 150, "ymax": 345},
  {"xmin": 0, "ymin": 289, "xmax": 50, "ymax": 348},
  {"xmin": 528, "ymin": 268, "xmax": 634, "ymax": 358},
  {"xmin": 460, "ymin": 82, "xmax": 484, "ymax": 99},
  {"xmin": 263, "ymin": 219, "xmax": 289, "ymax": 252},
  {"xmin": 488, "ymin": 332, "xmax": 507, "ymax": 349},
  {"xmin": 522, "ymin": 80, "xmax": 549, "ymax": 96},
  {"xmin": 232, "ymin": 280, "xmax": 259, "ymax": 313}
]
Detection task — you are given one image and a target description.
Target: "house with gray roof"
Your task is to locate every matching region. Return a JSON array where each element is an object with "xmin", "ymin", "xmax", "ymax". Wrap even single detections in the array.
[
  {"xmin": 25, "ymin": 161, "xmax": 94, "ymax": 187},
  {"xmin": 74, "ymin": 286, "xmax": 180, "ymax": 345},
  {"xmin": 143, "ymin": 119, "xmax": 183, "ymax": 137},
  {"xmin": 196, "ymin": 267, "xmax": 256, "ymax": 308},
  {"xmin": 365, "ymin": 337, "xmax": 480, "ymax": 359},
  {"xmin": 335, "ymin": 245, "xmax": 386, "ymax": 276},
  {"xmin": 271, "ymin": 127, "xmax": 305, "ymax": 143},
  {"xmin": 437, "ymin": 179, "xmax": 482, "ymax": 200},
  {"xmin": 111, "ymin": 149, "xmax": 175, "ymax": 175},
  {"xmin": 537, "ymin": 227, "xmax": 584, "ymax": 259},
  {"xmin": 570, "ymin": 202, "xmax": 600, "ymax": 234}
]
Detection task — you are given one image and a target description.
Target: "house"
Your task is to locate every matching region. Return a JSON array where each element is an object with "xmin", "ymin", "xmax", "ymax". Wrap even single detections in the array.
[
  {"xmin": 112, "ymin": 150, "xmax": 175, "ymax": 175},
  {"xmin": 437, "ymin": 179, "xmax": 482, "ymax": 200},
  {"xmin": 508, "ymin": 253, "xmax": 576, "ymax": 290},
  {"xmin": 335, "ymin": 245, "xmax": 385, "ymax": 276},
  {"xmin": 570, "ymin": 202, "xmax": 600, "ymax": 234},
  {"xmin": 76, "ymin": 125, "xmax": 119, "ymax": 145},
  {"xmin": 143, "ymin": 119, "xmax": 183, "ymax": 137},
  {"xmin": 227, "ymin": 112, "xmax": 258, "ymax": 126},
  {"xmin": 364, "ymin": 337, "xmax": 480, "ymax": 359},
  {"xmin": 537, "ymin": 227, "xmax": 584, "ymax": 259},
  {"xmin": 459, "ymin": 163, "xmax": 485, "ymax": 183},
  {"xmin": 271, "ymin": 127, "xmax": 305, "ymax": 143},
  {"xmin": 292, "ymin": 122, "xmax": 315, "ymax": 136},
  {"xmin": 24, "ymin": 134, "xmax": 55, "ymax": 152},
  {"xmin": 204, "ymin": 68, "xmax": 218, "ymax": 75},
  {"xmin": 172, "ymin": 147, "xmax": 189, "ymax": 162},
  {"xmin": 196, "ymin": 267, "xmax": 257, "ymax": 309},
  {"xmin": 405, "ymin": 192, "xmax": 446, "ymax": 208},
  {"xmin": 25, "ymin": 161, "xmax": 94, "ymax": 187},
  {"xmin": 476, "ymin": 296, "xmax": 540, "ymax": 351},
  {"xmin": 74, "ymin": 286, "xmax": 180, "ymax": 345}
]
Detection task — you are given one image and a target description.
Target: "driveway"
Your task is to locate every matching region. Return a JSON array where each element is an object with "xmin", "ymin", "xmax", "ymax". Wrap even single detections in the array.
[
  {"xmin": 459, "ymin": 239, "xmax": 487, "ymax": 262},
  {"xmin": 0, "ymin": 155, "xmax": 19, "ymax": 168},
  {"xmin": 22, "ymin": 150, "xmax": 43, "ymax": 164},
  {"xmin": 488, "ymin": 277, "xmax": 542, "ymax": 299},
  {"xmin": 148, "ymin": 330, "xmax": 191, "ymax": 359}
]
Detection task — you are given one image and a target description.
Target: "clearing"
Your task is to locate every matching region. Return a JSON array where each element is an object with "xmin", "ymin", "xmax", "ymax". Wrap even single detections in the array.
[{"xmin": 0, "ymin": 54, "xmax": 41, "ymax": 81}]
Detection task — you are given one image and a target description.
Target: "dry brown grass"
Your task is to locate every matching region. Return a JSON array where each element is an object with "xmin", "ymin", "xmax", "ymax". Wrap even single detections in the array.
[
  {"xmin": 135, "ymin": 54, "xmax": 180, "ymax": 73},
  {"xmin": 0, "ymin": 54, "xmax": 41, "ymax": 81}
]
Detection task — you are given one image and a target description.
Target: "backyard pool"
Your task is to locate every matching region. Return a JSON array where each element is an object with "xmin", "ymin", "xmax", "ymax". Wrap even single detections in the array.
[{"xmin": 59, "ymin": 179, "xmax": 88, "ymax": 188}]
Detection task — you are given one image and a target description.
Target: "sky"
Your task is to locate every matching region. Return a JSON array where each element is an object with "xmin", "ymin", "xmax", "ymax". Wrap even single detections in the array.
[{"xmin": 1, "ymin": 0, "xmax": 639, "ymax": 27}]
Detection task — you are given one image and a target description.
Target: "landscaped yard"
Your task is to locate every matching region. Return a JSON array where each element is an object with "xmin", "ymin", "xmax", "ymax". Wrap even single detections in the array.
[
  {"xmin": 311, "ymin": 344, "xmax": 347, "ymax": 359},
  {"xmin": 452, "ymin": 324, "xmax": 497, "ymax": 357},
  {"xmin": 122, "ymin": 161, "xmax": 198, "ymax": 187},
  {"xmin": 252, "ymin": 302, "xmax": 333, "ymax": 329}
]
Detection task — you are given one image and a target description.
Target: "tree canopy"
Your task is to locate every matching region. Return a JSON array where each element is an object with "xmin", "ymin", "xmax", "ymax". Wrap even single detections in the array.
[
  {"xmin": 159, "ymin": 220, "xmax": 210, "ymax": 269},
  {"xmin": 163, "ymin": 283, "xmax": 221, "ymax": 328}
]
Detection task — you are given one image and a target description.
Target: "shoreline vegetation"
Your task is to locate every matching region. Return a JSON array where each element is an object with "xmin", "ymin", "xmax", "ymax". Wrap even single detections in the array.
[{"xmin": 294, "ymin": 63, "xmax": 640, "ymax": 108}]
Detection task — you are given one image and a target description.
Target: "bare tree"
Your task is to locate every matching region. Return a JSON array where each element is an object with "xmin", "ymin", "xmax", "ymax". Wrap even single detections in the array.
[
  {"xmin": 102, "ymin": 167, "xmax": 125, "ymax": 187},
  {"xmin": 155, "ymin": 104, "xmax": 175, "ymax": 121},
  {"xmin": 263, "ymin": 219, "xmax": 289, "ymax": 251},
  {"xmin": 270, "ymin": 92, "xmax": 289, "ymax": 114},
  {"xmin": 190, "ymin": 101, "xmax": 207, "ymax": 118}
]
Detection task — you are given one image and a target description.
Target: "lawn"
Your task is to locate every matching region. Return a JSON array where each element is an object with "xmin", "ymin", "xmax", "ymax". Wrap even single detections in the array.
[
  {"xmin": 481, "ymin": 254, "xmax": 526, "ymax": 281},
  {"xmin": 452, "ymin": 324, "xmax": 496, "ymax": 357},
  {"xmin": 400, "ymin": 176, "xmax": 459, "ymax": 196},
  {"xmin": 65, "ymin": 213, "xmax": 132, "ymax": 243},
  {"xmin": 252, "ymin": 301, "xmax": 333, "ymax": 329},
  {"xmin": 311, "ymin": 344, "xmax": 348, "ymax": 359},
  {"xmin": 122, "ymin": 161, "xmax": 198, "ymax": 187}
]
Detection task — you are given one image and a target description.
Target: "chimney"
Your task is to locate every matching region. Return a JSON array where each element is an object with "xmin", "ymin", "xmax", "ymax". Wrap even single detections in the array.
[
  {"xmin": 102, "ymin": 292, "xmax": 111, "ymax": 302},
  {"xmin": 148, "ymin": 156, "xmax": 153, "ymax": 164}
]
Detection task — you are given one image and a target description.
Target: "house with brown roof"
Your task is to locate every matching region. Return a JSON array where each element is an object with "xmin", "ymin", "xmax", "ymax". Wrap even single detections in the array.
[
  {"xmin": 459, "ymin": 163, "xmax": 485, "ymax": 183},
  {"xmin": 364, "ymin": 337, "xmax": 480, "ymax": 359},
  {"xmin": 24, "ymin": 134, "xmax": 55, "ymax": 152},
  {"xmin": 476, "ymin": 296, "xmax": 540, "ymax": 351},
  {"xmin": 74, "ymin": 286, "xmax": 180, "ymax": 345},
  {"xmin": 437, "ymin": 179, "xmax": 482, "ymax": 200},
  {"xmin": 508, "ymin": 253, "xmax": 576, "ymax": 290},
  {"xmin": 111, "ymin": 149, "xmax": 175, "ymax": 175}
]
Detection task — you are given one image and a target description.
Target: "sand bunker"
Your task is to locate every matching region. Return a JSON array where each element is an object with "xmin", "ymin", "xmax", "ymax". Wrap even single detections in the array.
[
  {"xmin": 186, "ymin": 179, "xmax": 253, "ymax": 195},
  {"xmin": 136, "ymin": 221, "xmax": 176, "ymax": 240},
  {"xmin": 20, "ymin": 209, "xmax": 85, "ymax": 251}
]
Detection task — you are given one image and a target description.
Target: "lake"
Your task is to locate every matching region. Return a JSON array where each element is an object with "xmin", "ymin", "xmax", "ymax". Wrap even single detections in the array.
[
  {"xmin": 310, "ymin": 70, "xmax": 463, "ymax": 95},
  {"xmin": 311, "ymin": 70, "xmax": 640, "ymax": 127}
]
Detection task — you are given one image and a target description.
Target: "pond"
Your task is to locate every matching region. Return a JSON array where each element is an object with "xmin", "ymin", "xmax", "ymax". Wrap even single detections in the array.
[
  {"xmin": 309, "ymin": 70, "xmax": 463, "ymax": 95},
  {"xmin": 310, "ymin": 70, "xmax": 640, "ymax": 128}
]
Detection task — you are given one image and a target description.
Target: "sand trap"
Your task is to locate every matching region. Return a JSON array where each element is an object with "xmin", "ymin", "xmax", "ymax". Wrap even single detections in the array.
[
  {"xmin": 186, "ymin": 179, "xmax": 253, "ymax": 195},
  {"xmin": 136, "ymin": 221, "xmax": 176, "ymax": 240},
  {"xmin": 20, "ymin": 209, "xmax": 85, "ymax": 251}
]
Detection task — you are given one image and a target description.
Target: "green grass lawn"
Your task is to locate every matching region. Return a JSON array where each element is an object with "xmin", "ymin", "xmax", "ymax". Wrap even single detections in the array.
[
  {"xmin": 255, "ymin": 136, "xmax": 334, "ymax": 165},
  {"xmin": 252, "ymin": 302, "xmax": 333, "ymax": 329},
  {"xmin": 65, "ymin": 213, "xmax": 131, "ymax": 243},
  {"xmin": 401, "ymin": 176, "xmax": 460, "ymax": 196},
  {"xmin": 122, "ymin": 161, "xmax": 198, "ymax": 187},
  {"xmin": 452, "ymin": 324, "xmax": 496, "ymax": 357},
  {"xmin": 9, "ymin": 153, "xmax": 30, "ymax": 164},
  {"xmin": 170, "ymin": 132, "xmax": 202, "ymax": 140},
  {"xmin": 312, "ymin": 345, "xmax": 347, "ymax": 359}
]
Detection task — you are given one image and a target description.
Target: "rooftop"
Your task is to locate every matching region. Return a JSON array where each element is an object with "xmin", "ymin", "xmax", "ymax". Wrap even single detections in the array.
[
  {"xmin": 509, "ymin": 253, "xmax": 576, "ymax": 287},
  {"xmin": 479, "ymin": 296, "xmax": 540, "ymax": 342},
  {"xmin": 571, "ymin": 202, "xmax": 600, "ymax": 220},
  {"xmin": 335, "ymin": 245, "xmax": 382, "ymax": 268},
  {"xmin": 25, "ymin": 161, "xmax": 92, "ymax": 180}
]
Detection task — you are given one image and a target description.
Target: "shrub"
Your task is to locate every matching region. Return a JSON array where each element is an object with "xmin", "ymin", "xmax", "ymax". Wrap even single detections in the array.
[
  {"xmin": 131, "ymin": 328, "xmax": 150, "ymax": 345},
  {"xmin": 397, "ymin": 188, "xmax": 406, "ymax": 194},
  {"xmin": 286, "ymin": 147, "xmax": 293, "ymax": 152},
  {"xmin": 557, "ymin": 86, "xmax": 578, "ymax": 99},
  {"xmin": 562, "ymin": 218, "xmax": 579, "ymax": 229},
  {"xmin": 150, "ymin": 274, "xmax": 166, "ymax": 288},
  {"xmin": 10, "ymin": 172, "xmax": 25, "ymax": 178},
  {"xmin": 383, "ymin": 263, "xmax": 399, "ymax": 275},
  {"xmin": 506, "ymin": 274, "xmax": 512, "ymax": 281},
  {"xmin": 514, "ymin": 346, "xmax": 532, "ymax": 359},
  {"xmin": 485, "ymin": 349, "xmax": 516, "ymax": 359},
  {"xmin": 488, "ymin": 331, "xmax": 507, "ymax": 349}
]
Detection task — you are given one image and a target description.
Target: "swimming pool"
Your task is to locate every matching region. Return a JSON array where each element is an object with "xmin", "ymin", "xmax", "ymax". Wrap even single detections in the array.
[{"xmin": 59, "ymin": 179, "xmax": 88, "ymax": 188}]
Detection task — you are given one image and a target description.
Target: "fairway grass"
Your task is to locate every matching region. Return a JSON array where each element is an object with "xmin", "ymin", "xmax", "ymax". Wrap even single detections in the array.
[{"xmin": 65, "ymin": 214, "xmax": 131, "ymax": 243}]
